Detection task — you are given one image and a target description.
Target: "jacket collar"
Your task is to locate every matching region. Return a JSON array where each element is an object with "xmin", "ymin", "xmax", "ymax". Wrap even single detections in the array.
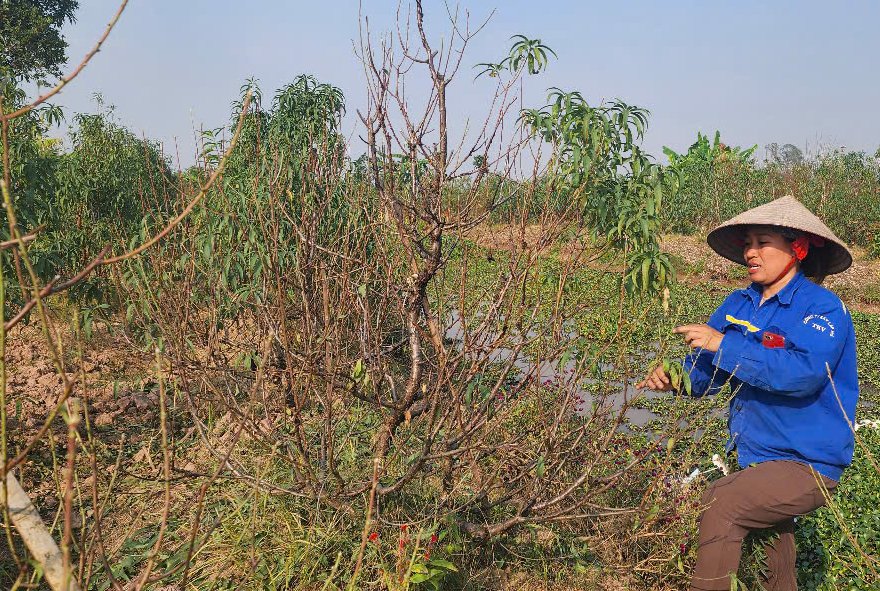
[{"xmin": 744, "ymin": 272, "xmax": 806, "ymax": 307}]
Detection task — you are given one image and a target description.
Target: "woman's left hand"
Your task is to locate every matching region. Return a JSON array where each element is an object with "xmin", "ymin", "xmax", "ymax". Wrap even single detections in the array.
[{"xmin": 673, "ymin": 324, "xmax": 724, "ymax": 353}]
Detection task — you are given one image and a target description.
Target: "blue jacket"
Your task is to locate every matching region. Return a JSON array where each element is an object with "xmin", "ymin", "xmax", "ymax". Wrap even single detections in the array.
[{"xmin": 683, "ymin": 272, "xmax": 858, "ymax": 481}]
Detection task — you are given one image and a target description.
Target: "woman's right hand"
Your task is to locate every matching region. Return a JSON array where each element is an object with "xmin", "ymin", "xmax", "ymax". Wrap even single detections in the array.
[{"xmin": 636, "ymin": 365, "xmax": 674, "ymax": 391}]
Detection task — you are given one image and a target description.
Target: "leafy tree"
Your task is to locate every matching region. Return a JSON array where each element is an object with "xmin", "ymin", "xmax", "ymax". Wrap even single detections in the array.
[
  {"xmin": 0, "ymin": 0, "xmax": 79, "ymax": 83},
  {"xmin": 225, "ymin": 75, "xmax": 346, "ymax": 192},
  {"xmin": 661, "ymin": 132, "xmax": 757, "ymax": 233},
  {"xmin": 163, "ymin": 76, "xmax": 359, "ymax": 322},
  {"xmin": 779, "ymin": 143, "xmax": 803, "ymax": 165},
  {"xmin": 765, "ymin": 142, "xmax": 804, "ymax": 166},
  {"xmin": 0, "ymin": 82, "xmax": 63, "ymax": 230}
]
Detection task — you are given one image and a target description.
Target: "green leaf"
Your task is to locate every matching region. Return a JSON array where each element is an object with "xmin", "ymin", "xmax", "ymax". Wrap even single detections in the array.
[
  {"xmin": 682, "ymin": 370, "xmax": 692, "ymax": 396},
  {"xmin": 428, "ymin": 559, "xmax": 458, "ymax": 571},
  {"xmin": 464, "ymin": 375, "xmax": 480, "ymax": 406},
  {"xmin": 558, "ymin": 349, "xmax": 573, "ymax": 372},
  {"xmin": 670, "ymin": 363, "xmax": 681, "ymax": 389},
  {"xmin": 25, "ymin": 558, "xmax": 44, "ymax": 578}
]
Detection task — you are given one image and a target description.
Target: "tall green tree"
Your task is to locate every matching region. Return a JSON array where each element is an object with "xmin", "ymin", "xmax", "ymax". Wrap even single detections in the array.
[{"xmin": 0, "ymin": 0, "xmax": 79, "ymax": 83}]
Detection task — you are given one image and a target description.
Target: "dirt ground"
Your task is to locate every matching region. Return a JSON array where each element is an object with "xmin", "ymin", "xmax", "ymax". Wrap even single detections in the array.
[{"xmin": 4, "ymin": 319, "xmax": 155, "ymax": 436}]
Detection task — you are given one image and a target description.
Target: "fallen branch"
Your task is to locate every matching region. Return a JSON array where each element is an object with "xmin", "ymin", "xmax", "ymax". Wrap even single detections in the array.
[{"xmin": 1, "ymin": 473, "xmax": 83, "ymax": 591}]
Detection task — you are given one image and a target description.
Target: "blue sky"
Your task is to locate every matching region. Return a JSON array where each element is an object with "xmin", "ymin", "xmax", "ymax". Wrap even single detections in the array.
[{"xmin": 37, "ymin": 0, "xmax": 880, "ymax": 167}]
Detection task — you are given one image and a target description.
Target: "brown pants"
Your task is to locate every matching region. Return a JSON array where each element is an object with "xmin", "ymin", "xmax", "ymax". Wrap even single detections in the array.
[{"xmin": 690, "ymin": 460, "xmax": 837, "ymax": 591}]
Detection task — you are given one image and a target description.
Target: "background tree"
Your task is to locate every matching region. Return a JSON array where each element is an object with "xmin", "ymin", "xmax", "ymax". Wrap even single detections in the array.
[
  {"xmin": 0, "ymin": 0, "xmax": 79, "ymax": 84},
  {"xmin": 765, "ymin": 142, "xmax": 804, "ymax": 166}
]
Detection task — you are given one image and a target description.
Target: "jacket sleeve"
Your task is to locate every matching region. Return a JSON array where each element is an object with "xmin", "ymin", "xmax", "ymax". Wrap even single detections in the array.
[
  {"xmin": 681, "ymin": 297, "xmax": 734, "ymax": 397},
  {"xmin": 712, "ymin": 299, "xmax": 850, "ymax": 397}
]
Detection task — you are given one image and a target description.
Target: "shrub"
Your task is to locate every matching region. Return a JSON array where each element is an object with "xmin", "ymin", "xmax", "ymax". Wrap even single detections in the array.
[
  {"xmin": 54, "ymin": 100, "xmax": 177, "ymax": 303},
  {"xmin": 662, "ymin": 136, "xmax": 880, "ymax": 256},
  {"xmin": 796, "ymin": 426, "xmax": 880, "ymax": 590}
]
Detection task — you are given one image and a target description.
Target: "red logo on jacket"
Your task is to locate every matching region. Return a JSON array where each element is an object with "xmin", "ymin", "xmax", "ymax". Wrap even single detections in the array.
[{"xmin": 762, "ymin": 332, "xmax": 785, "ymax": 349}]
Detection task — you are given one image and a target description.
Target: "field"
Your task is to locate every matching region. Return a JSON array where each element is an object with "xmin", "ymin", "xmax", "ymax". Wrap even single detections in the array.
[{"xmin": 2, "ymin": 2, "xmax": 880, "ymax": 590}]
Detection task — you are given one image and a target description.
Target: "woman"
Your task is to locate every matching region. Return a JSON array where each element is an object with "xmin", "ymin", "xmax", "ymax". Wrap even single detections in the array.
[{"xmin": 637, "ymin": 195, "xmax": 859, "ymax": 591}]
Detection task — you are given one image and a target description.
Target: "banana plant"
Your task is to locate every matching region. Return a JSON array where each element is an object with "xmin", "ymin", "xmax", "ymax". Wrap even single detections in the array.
[{"xmin": 663, "ymin": 130, "xmax": 757, "ymax": 167}]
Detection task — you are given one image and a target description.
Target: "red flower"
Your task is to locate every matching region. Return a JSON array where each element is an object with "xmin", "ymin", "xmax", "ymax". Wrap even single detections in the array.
[
  {"xmin": 368, "ymin": 532, "xmax": 379, "ymax": 544},
  {"xmin": 422, "ymin": 532, "xmax": 439, "ymax": 561}
]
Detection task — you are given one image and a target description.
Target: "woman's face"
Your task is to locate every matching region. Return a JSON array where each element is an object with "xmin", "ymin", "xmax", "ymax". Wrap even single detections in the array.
[{"xmin": 742, "ymin": 227, "xmax": 796, "ymax": 285}]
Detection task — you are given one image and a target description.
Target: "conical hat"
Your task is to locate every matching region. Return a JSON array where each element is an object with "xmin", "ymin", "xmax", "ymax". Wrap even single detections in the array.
[{"xmin": 706, "ymin": 195, "xmax": 852, "ymax": 275}]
